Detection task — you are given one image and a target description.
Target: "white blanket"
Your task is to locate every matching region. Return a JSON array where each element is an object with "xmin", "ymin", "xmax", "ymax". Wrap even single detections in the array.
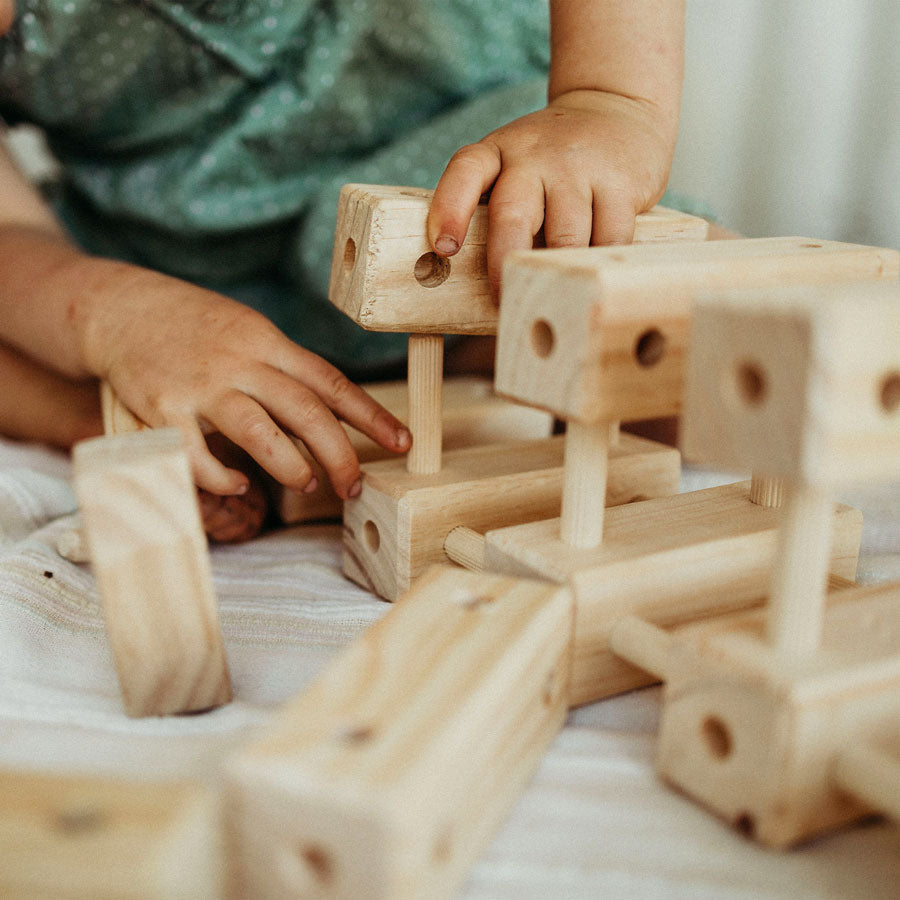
[{"xmin": 1, "ymin": 436, "xmax": 897, "ymax": 898}]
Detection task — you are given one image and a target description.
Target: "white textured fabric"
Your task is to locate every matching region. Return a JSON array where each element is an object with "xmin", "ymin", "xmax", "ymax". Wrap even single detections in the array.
[{"xmin": 1, "ymin": 437, "xmax": 898, "ymax": 897}]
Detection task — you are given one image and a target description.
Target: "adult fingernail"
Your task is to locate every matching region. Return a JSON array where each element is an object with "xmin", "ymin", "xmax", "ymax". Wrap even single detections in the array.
[
  {"xmin": 435, "ymin": 235, "xmax": 459, "ymax": 255},
  {"xmin": 396, "ymin": 427, "xmax": 411, "ymax": 450},
  {"xmin": 348, "ymin": 478, "xmax": 362, "ymax": 498},
  {"xmin": 302, "ymin": 476, "xmax": 319, "ymax": 494}
]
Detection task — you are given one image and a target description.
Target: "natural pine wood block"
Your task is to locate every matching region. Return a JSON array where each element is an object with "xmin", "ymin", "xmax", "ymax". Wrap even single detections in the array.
[
  {"xmin": 343, "ymin": 432, "xmax": 680, "ymax": 601},
  {"xmin": 494, "ymin": 238, "xmax": 899, "ymax": 423},
  {"xmin": 683, "ymin": 280, "xmax": 900, "ymax": 488},
  {"xmin": 0, "ymin": 771, "xmax": 222, "ymax": 899},
  {"xmin": 656, "ymin": 580, "xmax": 900, "ymax": 847},
  {"xmin": 73, "ymin": 429, "xmax": 232, "ymax": 717},
  {"xmin": 483, "ymin": 481, "xmax": 863, "ymax": 706},
  {"xmin": 278, "ymin": 377, "xmax": 552, "ymax": 523},
  {"xmin": 225, "ymin": 565, "xmax": 573, "ymax": 900},
  {"xmin": 328, "ymin": 183, "xmax": 709, "ymax": 334}
]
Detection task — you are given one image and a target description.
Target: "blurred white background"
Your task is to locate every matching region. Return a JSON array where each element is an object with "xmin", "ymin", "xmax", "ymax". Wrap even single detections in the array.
[{"xmin": 670, "ymin": 0, "xmax": 899, "ymax": 249}]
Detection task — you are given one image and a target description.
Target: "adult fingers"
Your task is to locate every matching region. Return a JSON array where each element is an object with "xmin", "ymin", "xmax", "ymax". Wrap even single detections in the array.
[{"xmin": 428, "ymin": 142, "xmax": 501, "ymax": 257}]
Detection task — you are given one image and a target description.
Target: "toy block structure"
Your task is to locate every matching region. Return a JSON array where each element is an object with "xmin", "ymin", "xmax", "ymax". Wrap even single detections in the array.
[
  {"xmin": 0, "ymin": 770, "xmax": 222, "ymax": 898},
  {"xmin": 610, "ymin": 281, "xmax": 900, "ymax": 847},
  {"xmin": 483, "ymin": 237, "xmax": 897, "ymax": 706},
  {"xmin": 278, "ymin": 377, "xmax": 553, "ymax": 522},
  {"xmin": 226, "ymin": 565, "xmax": 573, "ymax": 900},
  {"xmin": 331, "ymin": 185, "xmax": 707, "ymax": 598},
  {"xmin": 73, "ymin": 428, "xmax": 232, "ymax": 717}
]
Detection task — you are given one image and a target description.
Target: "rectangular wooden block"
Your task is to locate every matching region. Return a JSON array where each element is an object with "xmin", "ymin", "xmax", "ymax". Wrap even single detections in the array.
[
  {"xmin": 225, "ymin": 565, "xmax": 573, "ymax": 900},
  {"xmin": 278, "ymin": 377, "xmax": 552, "ymax": 522},
  {"xmin": 328, "ymin": 183, "xmax": 709, "ymax": 334},
  {"xmin": 484, "ymin": 481, "xmax": 863, "ymax": 706},
  {"xmin": 343, "ymin": 432, "xmax": 680, "ymax": 601},
  {"xmin": 0, "ymin": 771, "xmax": 222, "ymax": 899},
  {"xmin": 683, "ymin": 280, "xmax": 900, "ymax": 487},
  {"xmin": 656, "ymin": 580, "xmax": 900, "ymax": 847},
  {"xmin": 494, "ymin": 238, "xmax": 899, "ymax": 423},
  {"xmin": 73, "ymin": 429, "xmax": 232, "ymax": 717}
]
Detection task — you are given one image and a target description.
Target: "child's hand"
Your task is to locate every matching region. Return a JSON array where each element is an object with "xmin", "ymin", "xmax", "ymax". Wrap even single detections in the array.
[
  {"xmin": 75, "ymin": 264, "xmax": 411, "ymax": 497},
  {"xmin": 427, "ymin": 89, "xmax": 677, "ymax": 297}
]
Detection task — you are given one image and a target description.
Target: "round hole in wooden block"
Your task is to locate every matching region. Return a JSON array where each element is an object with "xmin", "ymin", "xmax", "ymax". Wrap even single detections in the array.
[
  {"xmin": 363, "ymin": 520, "xmax": 380, "ymax": 553},
  {"xmin": 530, "ymin": 318, "xmax": 556, "ymax": 359},
  {"xmin": 343, "ymin": 237, "xmax": 356, "ymax": 275},
  {"xmin": 339, "ymin": 724, "xmax": 375, "ymax": 745},
  {"xmin": 55, "ymin": 805, "xmax": 105, "ymax": 835},
  {"xmin": 734, "ymin": 812, "xmax": 756, "ymax": 839},
  {"xmin": 735, "ymin": 361, "xmax": 767, "ymax": 407},
  {"xmin": 879, "ymin": 371, "xmax": 900, "ymax": 413},
  {"xmin": 280, "ymin": 844, "xmax": 335, "ymax": 889},
  {"xmin": 701, "ymin": 715, "xmax": 733, "ymax": 759},
  {"xmin": 635, "ymin": 329, "xmax": 666, "ymax": 367},
  {"xmin": 414, "ymin": 251, "xmax": 451, "ymax": 287}
]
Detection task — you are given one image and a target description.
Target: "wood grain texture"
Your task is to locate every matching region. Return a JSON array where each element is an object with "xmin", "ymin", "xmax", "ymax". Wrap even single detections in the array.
[
  {"xmin": 656, "ymin": 580, "xmax": 900, "ymax": 847},
  {"xmin": 0, "ymin": 770, "xmax": 222, "ymax": 899},
  {"xmin": 682, "ymin": 280, "xmax": 900, "ymax": 487},
  {"xmin": 484, "ymin": 481, "xmax": 863, "ymax": 706},
  {"xmin": 101, "ymin": 380, "xmax": 146, "ymax": 434},
  {"xmin": 277, "ymin": 378, "xmax": 552, "ymax": 522},
  {"xmin": 560, "ymin": 420, "xmax": 610, "ymax": 548},
  {"xmin": 73, "ymin": 429, "xmax": 232, "ymax": 717},
  {"xmin": 406, "ymin": 333, "xmax": 444, "ymax": 474},
  {"xmin": 494, "ymin": 238, "xmax": 899, "ymax": 423},
  {"xmin": 328, "ymin": 184, "xmax": 709, "ymax": 334},
  {"xmin": 225, "ymin": 565, "xmax": 573, "ymax": 900},
  {"xmin": 343, "ymin": 432, "xmax": 680, "ymax": 601}
]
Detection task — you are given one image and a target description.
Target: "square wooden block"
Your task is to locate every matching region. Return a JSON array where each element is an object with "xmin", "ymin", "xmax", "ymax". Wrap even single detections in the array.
[
  {"xmin": 656, "ymin": 580, "xmax": 900, "ymax": 847},
  {"xmin": 343, "ymin": 433, "xmax": 680, "ymax": 601},
  {"xmin": 484, "ymin": 481, "xmax": 863, "ymax": 706}
]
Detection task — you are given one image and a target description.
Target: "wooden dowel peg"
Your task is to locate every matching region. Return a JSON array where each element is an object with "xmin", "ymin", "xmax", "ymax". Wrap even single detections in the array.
[
  {"xmin": 407, "ymin": 333, "xmax": 444, "ymax": 475},
  {"xmin": 560, "ymin": 420, "xmax": 610, "ymax": 549},
  {"xmin": 767, "ymin": 482, "xmax": 835, "ymax": 664},
  {"xmin": 608, "ymin": 616, "xmax": 672, "ymax": 680},
  {"xmin": 749, "ymin": 474, "xmax": 785, "ymax": 508},
  {"xmin": 443, "ymin": 525, "xmax": 486, "ymax": 571}
]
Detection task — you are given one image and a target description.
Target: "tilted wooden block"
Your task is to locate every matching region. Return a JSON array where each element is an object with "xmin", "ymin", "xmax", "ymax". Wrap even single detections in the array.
[
  {"xmin": 73, "ymin": 429, "xmax": 232, "ymax": 717},
  {"xmin": 494, "ymin": 238, "xmax": 899, "ymax": 424},
  {"xmin": 343, "ymin": 432, "xmax": 680, "ymax": 601},
  {"xmin": 682, "ymin": 280, "xmax": 900, "ymax": 487},
  {"xmin": 328, "ymin": 183, "xmax": 709, "ymax": 334},
  {"xmin": 225, "ymin": 565, "xmax": 573, "ymax": 900},
  {"xmin": 0, "ymin": 770, "xmax": 222, "ymax": 898},
  {"xmin": 654, "ymin": 580, "xmax": 900, "ymax": 847},
  {"xmin": 277, "ymin": 377, "xmax": 552, "ymax": 522},
  {"xmin": 484, "ymin": 481, "xmax": 863, "ymax": 706}
]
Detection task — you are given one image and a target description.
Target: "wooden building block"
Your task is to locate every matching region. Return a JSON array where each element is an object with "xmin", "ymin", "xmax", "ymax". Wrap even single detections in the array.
[
  {"xmin": 328, "ymin": 183, "xmax": 709, "ymax": 334},
  {"xmin": 101, "ymin": 379, "xmax": 146, "ymax": 434},
  {"xmin": 277, "ymin": 377, "xmax": 553, "ymax": 523},
  {"xmin": 494, "ymin": 238, "xmax": 899, "ymax": 423},
  {"xmin": 73, "ymin": 429, "xmax": 232, "ymax": 717},
  {"xmin": 0, "ymin": 770, "xmax": 222, "ymax": 898},
  {"xmin": 483, "ymin": 481, "xmax": 863, "ymax": 706},
  {"xmin": 682, "ymin": 280, "xmax": 900, "ymax": 488},
  {"xmin": 225, "ymin": 565, "xmax": 573, "ymax": 900},
  {"xmin": 654, "ymin": 580, "xmax": 900, "ymax": 847},
  {"xmin": 343, "ymin": 432, "xmax": 680, "ymax": 601}
]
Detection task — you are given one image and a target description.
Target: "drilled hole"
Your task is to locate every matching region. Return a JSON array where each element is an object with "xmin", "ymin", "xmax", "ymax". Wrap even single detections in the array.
[
  {"xmin": 363, "ymin": 520, "xmax": 380, "ymax": 553},
  {"xmin": 799, "ymin": 242, "xmax": 823, "ymax": 248},
  {"xmin": 701, "ymin": 715, "xmax": 733, "ymax": 759},
  {"xmin": 635, "ymin": 329, "xmax": 666, "ymax": 367},
  {"xmin": 300, "ymin": 845, "xmax": 334, "ymax": 885},
  {"xmin": 414, "ymin": 251, "xmax": 451, "ymax": 287},
  {"xmin": 734, "ymin": 812, "xmax": 756, "ymax": 839},
  {"xmin": 879, "ymin": 372, "xmax": 900, "ymax": 413},
  {"xmin": 531, "ymin": 319, "xmax": 556, "ymax": 359},
  {"xmin": 340, "ymin": 724, "xmax": 375, "ymax": 745},
  {"xmin": 54, "ymin": 805, "xmax": 105, "ymax": 835},
  {"xmin": 343, "ymin": 237, "xmax": 356, "ymax": 275},
  {"xmin": 735, "ymin": 361, "xmax": 767, "ymax": 407}
]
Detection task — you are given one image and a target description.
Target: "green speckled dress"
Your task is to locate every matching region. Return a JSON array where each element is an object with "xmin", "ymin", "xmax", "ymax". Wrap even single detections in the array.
[{"xmin": 0, "ymin": 0, "xmax": 705, "ymax": 374}]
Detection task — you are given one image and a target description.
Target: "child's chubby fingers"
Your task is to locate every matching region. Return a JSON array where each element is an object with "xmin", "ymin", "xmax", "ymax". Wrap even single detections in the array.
[
  {"xmin": 428, "ymin": 142, "xmax": 502, "ymax": 257},
  {"xmin": 281, "ymin": 348, "xmax": 411, "ymax": 456},
  {"xmin": 165, "ymin": 413, "xmax": 252, "ymax": 497},
  {"xmin": 204, "ymin": 390, "xmax": 319, "ymax": 495},
  {"xmin": 486, "ymin": 171, "xmax": 546, "ymax": 300},
  {"xmin": 591, "ymin": 182, "xmax": 638, "ymax": 246},
  {"xmin": 542, "ymin": 184, "xmax": 594, "ymax": 250}
]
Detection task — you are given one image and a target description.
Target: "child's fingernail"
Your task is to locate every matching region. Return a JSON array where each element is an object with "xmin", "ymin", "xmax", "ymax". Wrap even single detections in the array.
[
  {"xmin": 348, "ymin": 478, "xmax": 362, "ymax": 498},
  {"xmin": 435, "ymin": 235, "xmax": 459, "ymax": 255},
  {"xmin": 302, "ymin": 477, "xmax": 319, "ymax": 494},
  {"xmin": 236, "ymin": 481, "xmax": 249, "ymax": 495},
  {"xmin": 396, "ymin": 427, "xmax": 411, "ymax": 449}
]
